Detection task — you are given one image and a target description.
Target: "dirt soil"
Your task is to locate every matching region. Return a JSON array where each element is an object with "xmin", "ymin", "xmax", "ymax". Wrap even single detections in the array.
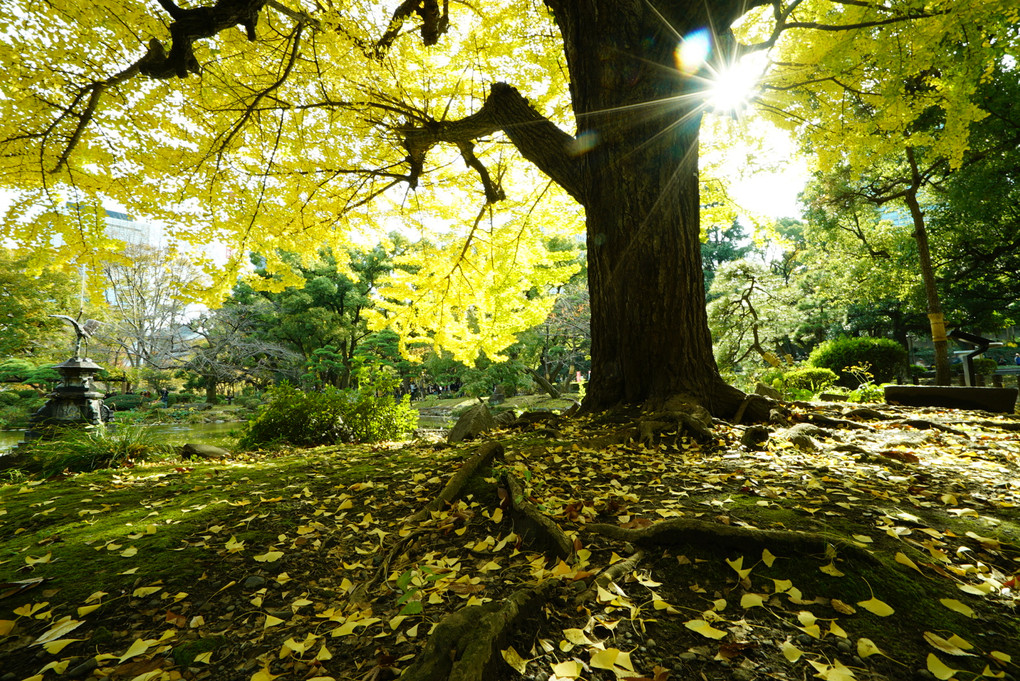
[{"xmin": 0, "ymin": 400, "xmax": 1018, "ymax": 681}]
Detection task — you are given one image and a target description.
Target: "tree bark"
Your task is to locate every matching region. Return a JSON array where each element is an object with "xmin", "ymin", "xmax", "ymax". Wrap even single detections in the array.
[
  {"xmin": 549, "ymin": 1, "xmax": 750, "ymax": 415},
  {"xmin": 905, "ymin": 148, "xmax": 951, "ymax": 385}
]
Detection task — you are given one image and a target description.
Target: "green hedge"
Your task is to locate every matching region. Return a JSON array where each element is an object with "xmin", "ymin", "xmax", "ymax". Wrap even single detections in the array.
[
  {"xmin": 782, "ymin": 367, "xmax": 839, "ymax": 393},
  {"xmin": 808, "ymin": 336, "xmax": 907, "ymax": 386},
  {"xmin": 104, "ymin": 393, "xmax": 144, "ymax": 410},
  {"xmin": 238, "ymin": 379, "xmax": 417, "ymax": 449}
]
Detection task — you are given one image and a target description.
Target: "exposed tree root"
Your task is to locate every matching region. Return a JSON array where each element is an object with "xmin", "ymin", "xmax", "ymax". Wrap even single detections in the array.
[
  {"xmin": 585, "ymin": 518, "xmax": 880, "ymax": 564},
  {"xmin": 406, "ymin": 441, "xmax": 504, "ymax": 523},
  {"xmin": 400, "ymin": 580, "xmax": 559, "ymax": 681},
  {"xmin": 501, "ymin": 472, "xmax": 574, "ymax": 561}
]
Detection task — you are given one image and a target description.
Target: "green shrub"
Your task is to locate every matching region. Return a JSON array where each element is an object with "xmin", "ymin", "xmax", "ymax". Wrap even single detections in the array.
[
  {"xmin": 973, "ymin": 357, "xmax": 998, "ymax": 376},
  {"xmin": 808, "ymin": 336, "xmax": 907, "ymax": 386},
  {"xmin": 238, "ymin": 369, "xmax": 417, "ymax": 449},
  {"xmin": 0, "ymin": 392, "xmax": 20, "ymax": 406},
  {"xmin": 236, "ymin": 396, "xmax": 262, "ymax": 409},
  {"xmin": 17, "ymin": 388, "xmax": 40, "ymax": 399},
  {"xmin": 15, "ymin": 425, "xmax": 177, "ymax": 476},
  {"xmin": 781, "ymin": 367, "xmax": 839, "ymax": 393},
  {"xmin": 104, "ymin": 393, "xmax": 144, "ymax": 410}
]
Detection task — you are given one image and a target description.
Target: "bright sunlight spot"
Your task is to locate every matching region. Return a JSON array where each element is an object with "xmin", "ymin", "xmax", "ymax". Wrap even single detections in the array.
[{"xmin": 706, "ymin": 54, "xmax": 766, "ymax": 112}]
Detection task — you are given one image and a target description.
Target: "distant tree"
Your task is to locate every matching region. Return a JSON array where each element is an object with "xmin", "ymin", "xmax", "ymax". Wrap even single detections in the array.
[
  {"xmin": 183, "ymin": 305, "xmax": 300, "ymax": 401},
  {"xmin": 96, "ymin": 243, "xmax": 205, "ymax": 385},
  {"xmin": 232, "ymin": 245, "xmax": 395, "ymax": 389},
  {"xmin": 707, "ymin": 259, "xmax": 801, "ymax": 371},
  {"xmin": 0, "ymin": 249, "xmax": 79, "ymax": 360},
  {"xmin": 702, "ymin": 220, "xmax": 752, "ymax": 295}
]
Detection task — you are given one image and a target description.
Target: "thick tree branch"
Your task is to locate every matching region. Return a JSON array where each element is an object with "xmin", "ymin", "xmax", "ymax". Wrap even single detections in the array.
[
  {"xmin": 402, "ymin": 82, "xmax": 585, "ymax": 204},
  {"xmin": 376, "ymin": 0, "xmax": 450, "ymax": 54},
  {"xmin": 143, "ymin": 0, "xmax": 269, "ymax": 79}
]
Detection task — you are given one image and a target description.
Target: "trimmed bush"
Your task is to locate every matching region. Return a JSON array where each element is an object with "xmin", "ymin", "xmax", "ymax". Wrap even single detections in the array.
[
  {"xmin": 238, "ymin": 373, "xmax": 417, "ymax": 449},
  {"xmin": 782, "ymin": 367, "xmax": 839, "ymax": 393},
  {"xmin": 973, "ymin": 357, "xmax": 998, "ymax": 376},
  {"xmin": 0, "ymin": 392, "xmax": 20, "ymax": 406},
  {"xmin": 808, "ymin": 336, "xmax": 908, "ymax": 386},
  {"xmin": 104, "ymin": 393, "xmax": 144, "ymax": 411},
  {"xmin": 16, "ymin": 389, "xmax": 40, "ymax": 399}
]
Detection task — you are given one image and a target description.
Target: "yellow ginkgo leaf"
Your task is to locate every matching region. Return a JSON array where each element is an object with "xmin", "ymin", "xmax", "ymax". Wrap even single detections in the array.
[
  {"xmin": 550, "ymin": 659, "xmax": 582, "ymax": 679},
  {"xmin": 315, "ymin": 644, "xmax": 333, "ymax": 661},
  {"xmin": 927, "ymin": 653, "xmax": 962, "ymax": 680},
  {"xmin": 740, "ymin": 593, "xmax": 765, "ymax": 608},
  {"xmin": 118, "ymin": 637, "xmax": 157, "ymax": 662},
  {"xmin": 194, "ymin": 651, "xmax": 213, "ymax": 663},
  {"xmin": 254, "ymin": 551, "xmax": 284, "ymax": 562},
  {"xmin": 251, "ymin": 666, "xmax": 279, "ymax": 681},
  {"xmin": 501, "ymin": 646, "xmax": 528, "ymax": 675},
  {"xmin": 725, "ymin": 556, "xmax": 752, "ymax": 579},
  {"xmin": 120, "ymin": 547, "xmax": 138, "ymax": 558},
  {"xmin": 895, "ymin": 552, "xmax": 922, "ymax": 573},
  {"xmin": 264, "ymin": 615, "xmax": 284, "ymax": 629},
  {"xmin": 820, "ymin": 562, "xmax": 845, "ymax": 577},
  {"xmin": 652, "ymin": 598, "xmax": 679, "ymax": 614},
  {"xmin": 857, "ymin": 598, "xmax": 894, "ymax": 616},
  {"xmin": 989, "ymin": 651, "xmax": 1011, "ymax": 664},
  {"xmin": 924, "ymin": 631, "xmax": 975, "ymax": 657},
  {"xmin": 132, "ymin": 586, "xmax": 161, "ymax": 598},
  {"xmin": 590, "ymin": 647, "xmax": 622, "ymax": 670},
  {"xmin": 946, "ymin": 634, "xmax": 973, "ymax": 651},
  {"xmin": 762, "ymin": 548, "xmax": 777, "ymax": 567},
  {"xmin": 0, "ymin": 620, "xmax": 14, "ymax": 636},
  {"xmin": 24, "ymin": 553, "xmax": 52, "ymax": 566},
  {"xmin": 979, "ymin": 664, "xmax": 1006, "ymax": 679},
  {"xmin": 781, "ymin": 640, "xmax": 804, "ymax": 662},
  {"xmin": 798, "ymin": 611, "xmax": 817, "ymax": 626},
  {"xmin": 829, "ymin": 621, "xmax": 847, "ymax": 638},
  {"xmin": 34, "ymin": 618, "xmax": 84, "ymax": 645},
  {"xmin": 939, "ymin": 599, "xmax": 975, "ymax": 618},
  {"xmin": 852, "ymin": 534, "xmax": 873, "ymax": 544},
  {"xmin": 77, "ymin": 604, "xmax": 101, "ymax": 617},
  {"xmin": 42, "ymin": 638, "xmax": 82, "ymax": 654},
  {"xmin": 562, "ymin": 629, "xmax": 592, "ymax": 645},
  {"xmin": 831, "ymin": 599, "xmax": 856, "ymax": 615},
  {"xmin": 857, "ymin": 638, "xmax": 882, "ymax": 658},
  {"xmin": 684, "ymin": 619, "xmax": 728, "ymax": 640}
]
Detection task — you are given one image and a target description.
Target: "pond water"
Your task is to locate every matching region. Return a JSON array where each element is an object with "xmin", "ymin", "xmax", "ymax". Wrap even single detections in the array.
[{"xmin": 0, "ymin": 421, "xmax": 240, "ymax": 455}]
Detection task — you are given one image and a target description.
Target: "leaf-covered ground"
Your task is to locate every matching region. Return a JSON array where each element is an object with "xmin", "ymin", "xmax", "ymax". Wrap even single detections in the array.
[{"xmin": 1, "ymin": 401, "xmax": 1018, "ymax": 681}]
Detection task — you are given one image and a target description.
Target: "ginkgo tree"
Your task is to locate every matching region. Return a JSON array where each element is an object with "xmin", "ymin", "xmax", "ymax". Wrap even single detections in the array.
[{"xmin": 1, "ymin": 0, "xmax": 1013, "ymax": 414}]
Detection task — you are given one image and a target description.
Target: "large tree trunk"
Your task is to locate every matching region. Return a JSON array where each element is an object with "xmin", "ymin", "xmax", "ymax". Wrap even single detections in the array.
[{"xmin": 552, "ymin": 1, "xmax": 746, "ymax": 416}]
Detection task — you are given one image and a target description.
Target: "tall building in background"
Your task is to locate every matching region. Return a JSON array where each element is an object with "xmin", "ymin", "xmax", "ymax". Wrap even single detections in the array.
[{"xmin": 66, "ymin": 203, "xmax": 162, "ymax": 247}]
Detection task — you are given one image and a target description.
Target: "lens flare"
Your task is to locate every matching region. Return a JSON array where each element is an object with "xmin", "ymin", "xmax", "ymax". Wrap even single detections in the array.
[{"xmin": 675, "ymin": 30, "xmax": 711, "ymax": 75}]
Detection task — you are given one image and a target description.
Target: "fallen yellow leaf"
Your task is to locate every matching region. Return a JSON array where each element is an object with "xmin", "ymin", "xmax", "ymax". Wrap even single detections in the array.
[
  {"xmin": 939, "ymin": 598, "xmax": 975, "ymax": 618},
  {"xmin": 684, "ymin": 619, "xmax": 728, "ymax": 640},
  {"xmin": 781, "ymin": 640, "xmax": 804, "ymax": 662},
  {"xmin": 927, "ymin": 653, "xmax": 962, "ymax": 680},
  {"xmin": 254, "ymin": 551, "xmax": 284, "ymax": 563},
  {"xmin": 856, "ymin": 598, "xmax": 894, "ymax": 616},
  {"xmin": 857, "ymin": 638, "xmax": 882, "ymax": 658},
  {"xmin": 118, "ymin": 637, "xmax": 157, "ymax": 662},
  {"xmin": 501, "ymin": 646, "xmax": 528, "ymax": 675}
]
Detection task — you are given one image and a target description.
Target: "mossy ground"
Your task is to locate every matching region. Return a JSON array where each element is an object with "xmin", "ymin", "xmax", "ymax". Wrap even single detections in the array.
[{"xmin": 0, "ymin": 402, "xmax": 1017, "ymax": 681}]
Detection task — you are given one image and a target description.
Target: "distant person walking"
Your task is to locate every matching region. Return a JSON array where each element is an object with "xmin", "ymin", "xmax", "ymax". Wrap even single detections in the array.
[{"xmin": 1014, "ymin": 353, "xmax": 1020, "ymax": 366}]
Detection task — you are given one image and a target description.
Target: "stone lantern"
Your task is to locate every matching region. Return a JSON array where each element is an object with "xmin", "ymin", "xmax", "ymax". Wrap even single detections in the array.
[{"xmin": 24, "ymin": 316, "xmax": 112, "ymax": 441}]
